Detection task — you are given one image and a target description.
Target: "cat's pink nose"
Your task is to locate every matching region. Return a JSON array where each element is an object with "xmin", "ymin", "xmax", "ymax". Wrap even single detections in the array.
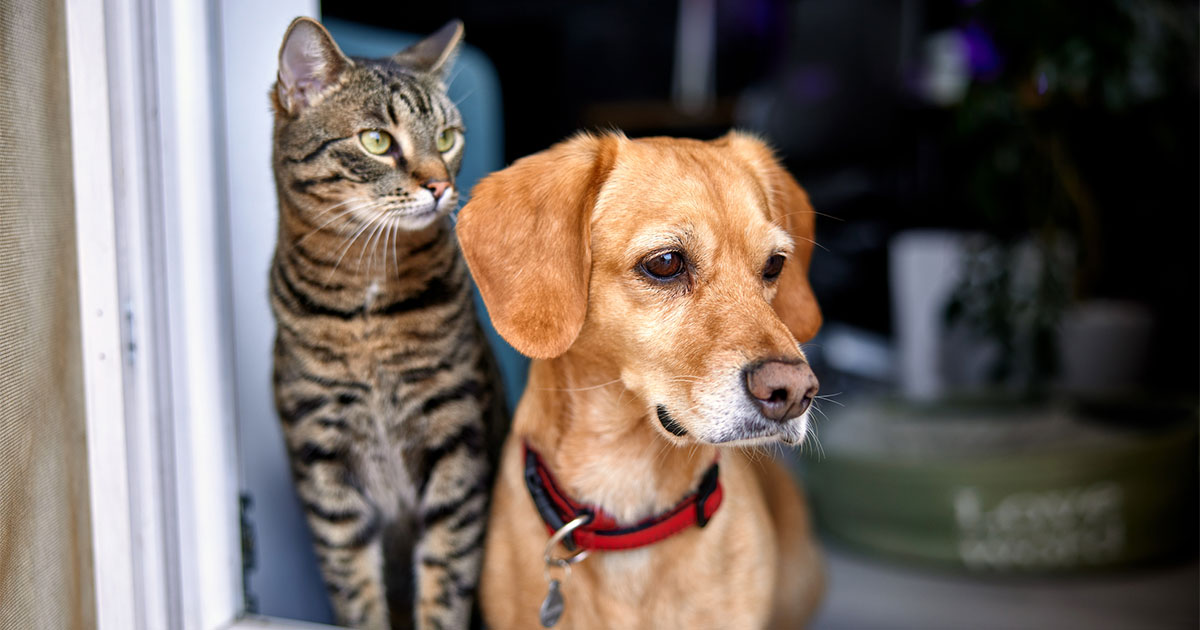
[{"xmin": 424, "ymin": 180, "xmax": 450, "ymax": 201}]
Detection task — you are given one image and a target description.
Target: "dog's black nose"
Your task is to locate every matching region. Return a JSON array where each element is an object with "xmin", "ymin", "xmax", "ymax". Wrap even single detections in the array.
[{"xmin": 744, "ymin": 361, "xmax": 819, "ymax": 422}]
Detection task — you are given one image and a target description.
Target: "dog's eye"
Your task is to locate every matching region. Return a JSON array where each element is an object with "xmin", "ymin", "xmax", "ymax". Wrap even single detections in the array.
[
  {"xmin": 763, "ymin": 254, "xmax": 786, "ymax": 280},
  {"xmin": 641, "ymin": 251, "xmax": 685, "ymax": 280}
]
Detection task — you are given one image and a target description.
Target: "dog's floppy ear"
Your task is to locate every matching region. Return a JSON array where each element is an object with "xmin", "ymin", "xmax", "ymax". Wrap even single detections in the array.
[
  {"xmin": 768, "ymin": 169, "xmax": 823, "ymax": 341},
  {"xmin": 457, "ymin": 133, "xmax": 618, "ymax": 359},
  {"xmin": 717, "ymin": 132, "xmax": 823, "ymax": 342}
]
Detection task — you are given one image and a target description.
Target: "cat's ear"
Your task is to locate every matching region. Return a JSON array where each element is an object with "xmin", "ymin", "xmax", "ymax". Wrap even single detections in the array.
[
  {"xmin": 457, "ymin": 133, "xmax": 619, "ymax": 359},
  {"xmin": 392, "ymin": 19, "xmax": 464, "ymax": 80},
  {"xmin": 275, "ymin": 17, "xmax": 351, "ymax": 115}
]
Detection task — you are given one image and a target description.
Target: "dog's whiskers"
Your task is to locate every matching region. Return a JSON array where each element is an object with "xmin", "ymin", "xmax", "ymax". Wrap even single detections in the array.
[
  {"xmin": 813, "ymin": 394, "xmax": 844, "ymax": 407},
  {"xmin": 665, "ymin": 378, "xmax": 706, "ymax": 385},
  {"xmin": 792, "ymin": 235, "xmax": 830, "ymax": 253},
  {"xmin": 778, "ymin": 208, "xmax": 844, "ymax": 223},
  {"xmin": 650, "ymin": 439, "xmax": 674, "ymax": 469},
  {"xmin": 538, "ymin": 377, "xmax": 623, "ymax": 392},
  {"xmin": 804, "ymin": 421, "xmax": 826, "ymax": 460}
]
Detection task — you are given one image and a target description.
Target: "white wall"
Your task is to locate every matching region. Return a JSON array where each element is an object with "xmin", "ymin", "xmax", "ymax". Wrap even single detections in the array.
[{"xmin": 218, "ymin": 0, "xmax": 332, "ymax": 622}]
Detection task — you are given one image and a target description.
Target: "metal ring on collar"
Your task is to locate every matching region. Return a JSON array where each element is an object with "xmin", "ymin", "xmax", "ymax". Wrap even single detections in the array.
[{"xmin": 543, "ymin": 513, "xmax": 593, "ymax": 568}]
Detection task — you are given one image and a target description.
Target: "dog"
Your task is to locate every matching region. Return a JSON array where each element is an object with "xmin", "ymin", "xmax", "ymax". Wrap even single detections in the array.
[{"xmin": 457, "ymin": 131, "xmax": 824, "ymax": 629}]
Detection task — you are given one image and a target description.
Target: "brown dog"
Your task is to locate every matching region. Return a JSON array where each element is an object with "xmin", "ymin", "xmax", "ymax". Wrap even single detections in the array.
[{"xmin": 457, "ymin": 131, "xmax": 824, "ymax": 629}]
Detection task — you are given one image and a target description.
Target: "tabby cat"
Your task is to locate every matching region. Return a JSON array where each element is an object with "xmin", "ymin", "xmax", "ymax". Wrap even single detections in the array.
[{"xmin": 269, "ymin": 17, "xmax": 503, "ymax": 630}]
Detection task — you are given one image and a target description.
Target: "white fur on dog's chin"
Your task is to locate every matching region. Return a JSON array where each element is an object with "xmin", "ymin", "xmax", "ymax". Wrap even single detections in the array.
[
  {"xmin": 661, "ymin": 365, "xmax": 811, "ymax": 447},
  {"xmin": 708, "ymin": 411, "xmax": 810, "ymax": 447}
]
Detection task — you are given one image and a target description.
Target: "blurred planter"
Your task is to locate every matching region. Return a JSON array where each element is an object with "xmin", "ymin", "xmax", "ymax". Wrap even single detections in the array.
[
  {"xmin": 1058, "ymin": 300, "xmax": 1153, "ymax": 397},
  {"xmin": 805, "ymin": 397, "xmax": 1197, "ymax": 572}
]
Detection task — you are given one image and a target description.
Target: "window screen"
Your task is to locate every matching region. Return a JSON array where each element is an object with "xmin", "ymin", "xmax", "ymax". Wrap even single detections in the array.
[{"xmin": 0, "ymin": 1, "xmax": 96, "ymax": 628}]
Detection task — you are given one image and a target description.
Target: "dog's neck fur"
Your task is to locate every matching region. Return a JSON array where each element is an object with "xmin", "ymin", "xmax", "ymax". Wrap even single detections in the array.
[{"xmin": 516, "ymin": 354, "xmax": 717, "ymax": 525}]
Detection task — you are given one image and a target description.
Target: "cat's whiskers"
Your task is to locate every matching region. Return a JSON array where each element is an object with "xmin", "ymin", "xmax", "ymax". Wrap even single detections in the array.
[
  {"xmin": 389, "ymin": 221, "xmax": 401, "ymax": 279},
  {"xmin": 445, "ymin": 66, "xmax": 465, "ymax": 88},
  {"xmin": 298, "ymin": 199, "xmax": 387, "ymax": 244},
  {"xmin": 353, "ymin": 216, "xmax": 383, "ymax": 273},
  {"xmin": 379, "ymin": 214, "xmax": 406, "ymax": 280},
  {"xmin": 307, "ymin": 197, "xmax": 364, "ymax": 222},
  {"xmin": 452, "ymin": 89, "xmax": 475, "ymax": 107},
  {"xmin": 372, "ymin": 215, "xmax": 397, "ymax": 279},
  {"xmin": 371, "ymin": 215, "xmax": 394, "ymax": 277},
  {"xmin": 363, "ymin": 220, "xmax": 382, "ymax": 279},
  {"xmin": 380, "ymin": 218, "xmax": 395, "ymax": 278},
  {"xmin": 325, "ymin": 212, "xmax": 384, "ymax": 285},
  {"xmin": 356, "ymin": 211, "xmax": 391, "ymax": 274}
]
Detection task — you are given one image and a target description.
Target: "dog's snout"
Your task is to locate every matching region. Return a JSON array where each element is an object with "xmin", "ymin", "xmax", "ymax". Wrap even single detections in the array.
[{"xmin": 744, "ymin": 361, "xmax": 819, "ymax": 422}]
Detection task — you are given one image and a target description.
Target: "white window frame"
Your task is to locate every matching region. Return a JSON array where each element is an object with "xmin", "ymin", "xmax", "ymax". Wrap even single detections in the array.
[{"xmin": 66, "ymin": 0, "xmax": 332, "ymax": 627}]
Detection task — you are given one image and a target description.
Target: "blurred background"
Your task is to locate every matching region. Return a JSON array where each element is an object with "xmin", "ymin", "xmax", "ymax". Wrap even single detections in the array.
[{"xmin": 264, "ymin": 0, "xmax": 1197, "ymax": 627}]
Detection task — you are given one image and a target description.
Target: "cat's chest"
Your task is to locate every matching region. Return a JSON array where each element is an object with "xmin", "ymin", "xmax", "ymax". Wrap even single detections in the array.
[
  {"xmin": 364, "ymin": 280, "xmax": 383, "ymax": 306},
  {"xmin": 295, "ymin": 279, "xmax": 462, "ymax": 347}
]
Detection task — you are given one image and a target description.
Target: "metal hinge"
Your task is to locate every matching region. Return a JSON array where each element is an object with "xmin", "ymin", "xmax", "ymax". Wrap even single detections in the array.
[{"xmin": 124, "ymin": 300, "xmax": 137, "ymax": 366}]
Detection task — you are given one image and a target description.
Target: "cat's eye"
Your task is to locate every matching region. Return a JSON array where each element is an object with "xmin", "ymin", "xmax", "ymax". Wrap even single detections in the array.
[
  {"xmin": 359, "ymin": 129, "xmax": 393, "ymax": 155},
  {"xmin": 640, "ymin": 251, "xmax": 686, "ymax": 281},
  {"xmin": 763, "ymin": 254, "xmax": 786, "ymax": 281},
  {"xmin": 436, "ymin": 128, "xmax": 458, "ymax": 153}
]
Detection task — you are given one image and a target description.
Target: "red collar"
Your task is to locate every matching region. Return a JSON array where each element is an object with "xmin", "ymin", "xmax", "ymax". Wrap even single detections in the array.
[{"xmin": 522, "ymin": 443, "xmax": 723, "ymax": 551}]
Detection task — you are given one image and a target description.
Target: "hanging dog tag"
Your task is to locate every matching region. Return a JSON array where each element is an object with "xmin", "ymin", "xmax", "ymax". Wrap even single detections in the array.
[{"xmin": 539, "ymin": 578, "xmax": 564, "ymax": 627}]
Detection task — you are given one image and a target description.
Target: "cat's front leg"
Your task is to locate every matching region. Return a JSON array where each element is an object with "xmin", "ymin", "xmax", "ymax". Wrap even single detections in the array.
[
  {"xmin": 413, "ymin": 425, "xmax": 490, "ymax": 630},
  {"xmin": 294, "ymin": 456, "xmax": 391, "ymax": 629}
]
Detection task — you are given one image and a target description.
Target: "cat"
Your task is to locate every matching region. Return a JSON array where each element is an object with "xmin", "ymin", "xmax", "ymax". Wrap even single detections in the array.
[{"xmin": 268, "ymin": 17, "xmax": 504, "ymax": 630}]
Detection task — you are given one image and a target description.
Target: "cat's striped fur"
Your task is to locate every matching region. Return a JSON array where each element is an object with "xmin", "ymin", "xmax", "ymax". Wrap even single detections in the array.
[{"xmin": 268, "ymin": 18, "xmax": 503, "ymax": 629}]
